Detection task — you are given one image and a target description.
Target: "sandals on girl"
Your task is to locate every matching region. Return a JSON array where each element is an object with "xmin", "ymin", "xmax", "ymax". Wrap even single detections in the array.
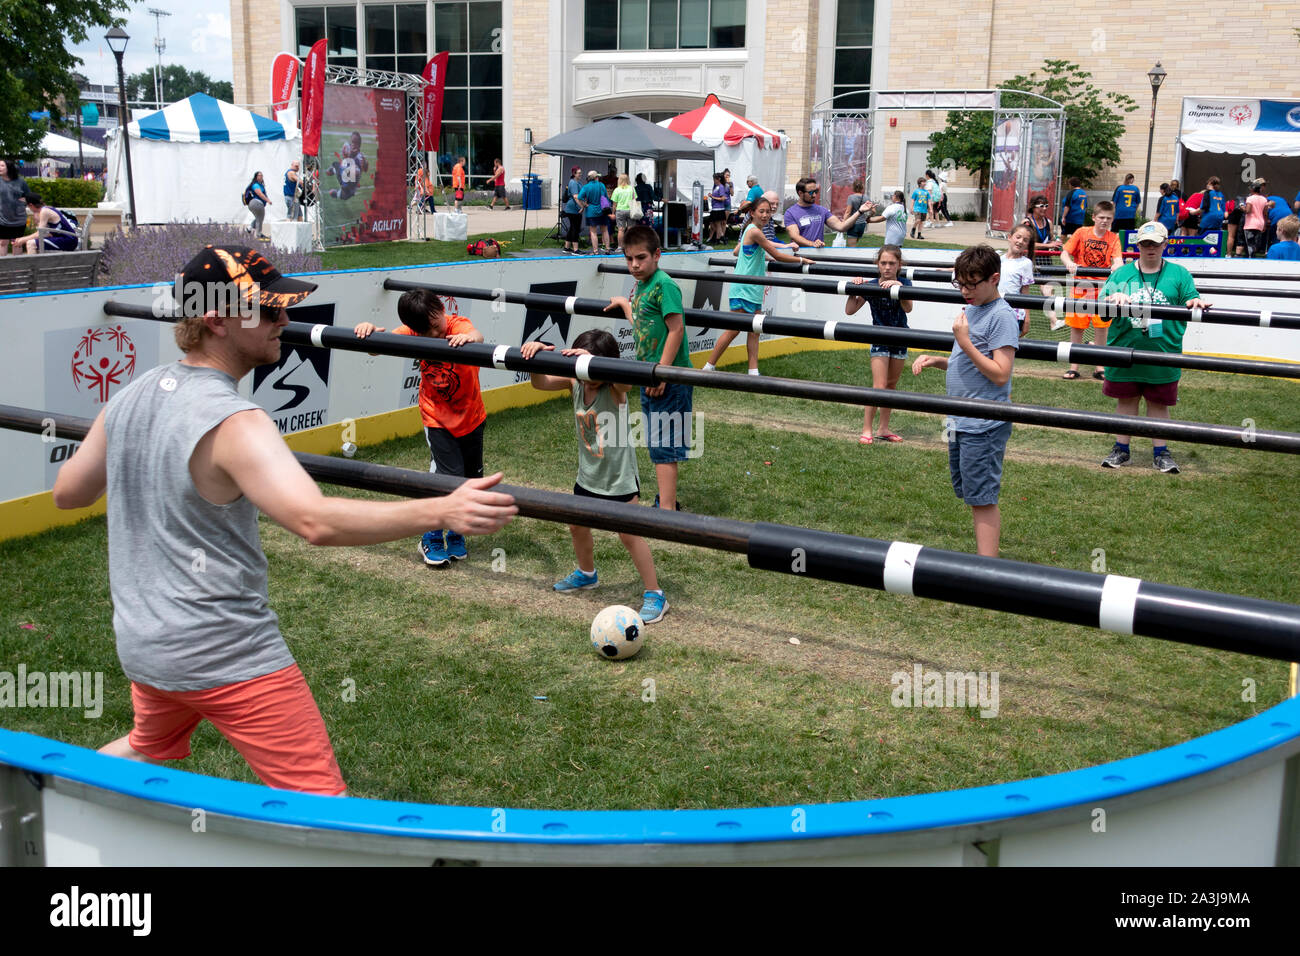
[
  {"xmin": 857, "ymin": 433, "xmax": 873, "ymax": 445},
  {"xmin": 1062, "ymin": 369, "xmax": 1081, "ymax": 380}
]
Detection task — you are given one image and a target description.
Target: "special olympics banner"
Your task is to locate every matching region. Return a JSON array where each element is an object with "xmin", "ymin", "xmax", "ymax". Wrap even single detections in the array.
[
  {"xmin": 420, "ymin": 52, "xmax": 449, "ymax": 152},
  {"xmin": 989, "ymin": 116, "xmax": 1021, "ymax": 233},
  {"xmin": 301, "ymin": 39, "xmax": 327, "ymax": 157},
  {"xmin": 320, "ymin": 84, "xmax": 408, "ymax": 245},
  {"xmin": 1181, "ymin": 98, "xmax": 1300, "ymax": 132},
  {"xmin": 270, "ymin": 51, "xmax": 300, "ymax": 115}
]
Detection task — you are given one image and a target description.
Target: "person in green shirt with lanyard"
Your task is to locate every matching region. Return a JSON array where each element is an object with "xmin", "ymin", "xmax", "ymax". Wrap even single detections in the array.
[
  {"xmin": 605, "ymin": 224, "xmax": 695, "ymax": 512},
  {"xmin": 1098, "ymin": 221, "xmax": 1211, "ymax": 475}
]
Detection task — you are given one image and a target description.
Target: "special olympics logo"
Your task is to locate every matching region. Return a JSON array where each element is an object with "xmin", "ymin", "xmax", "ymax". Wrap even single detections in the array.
[
  {"xmin": 71, "ymin": 325, "xmax": 137, "ymax": 403},
  {"xmin": 1287, "ymin": 106, "xmax": 1300, "ymax": 129},
  {"xmin": 1228, "ymin": 104, "xmax": 1253, "ymax": 125}
]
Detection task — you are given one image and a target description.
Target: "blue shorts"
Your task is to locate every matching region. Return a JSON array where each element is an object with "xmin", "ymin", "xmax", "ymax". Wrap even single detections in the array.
[
  {"xmin": 641, "ymin": 382, "xmax": 695, "ymax": 464},
  {"xmin": 870, "ymin": 344, "xmax": 908, "ymax": 360},
  {"xmin": 729, "ymin": 297, "xmax": 761, "ymax": 314},
  {"xmin": 948, "ymin": 421, "xmax": 1012, "ymax": 507}
]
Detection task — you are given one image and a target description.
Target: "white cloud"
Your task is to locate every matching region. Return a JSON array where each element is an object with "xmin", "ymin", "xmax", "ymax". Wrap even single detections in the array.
[{"xmin": 190, "ymin": 12, "xmax": 232, "ymax": 57}]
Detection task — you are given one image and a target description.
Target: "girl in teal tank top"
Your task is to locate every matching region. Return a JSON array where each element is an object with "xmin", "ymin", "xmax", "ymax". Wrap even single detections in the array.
[
  {"xmin": 702, "ymin": 196, "xmax": 813, "ymax": 375},
  {"xmin": 519, "ymin": 329, "xmax": 669, "ymax": 624}
]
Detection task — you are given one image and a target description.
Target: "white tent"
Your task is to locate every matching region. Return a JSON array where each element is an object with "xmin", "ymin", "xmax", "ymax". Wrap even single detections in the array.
[
  {"xmin": 40, "ymin": 132, "xmax": 106, "ymax": 159},
  {"xmin": 105, "ymin": 93, "xmax": 299, "ymax": 225},
  {"xmin": 632, "ymin": 94, "xmax": 790, "ymax": 204}
]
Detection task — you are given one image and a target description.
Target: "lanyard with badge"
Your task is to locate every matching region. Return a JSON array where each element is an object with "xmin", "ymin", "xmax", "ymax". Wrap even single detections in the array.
[{"xmin": 1133, "ymin": 262, "xmax": 1164, "ymax": 338}]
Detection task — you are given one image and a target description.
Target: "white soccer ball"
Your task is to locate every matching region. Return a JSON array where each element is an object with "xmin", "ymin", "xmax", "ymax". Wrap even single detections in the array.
[{"xmin": 590, "ymin": 605, "xmax": 644, "ymax": 660}]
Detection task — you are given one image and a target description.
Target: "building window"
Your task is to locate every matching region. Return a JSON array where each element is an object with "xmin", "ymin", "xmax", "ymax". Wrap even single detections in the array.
[
  {"xmin": 296, "ymin": 6, "xmax": 358, "ymax": 67},
  {"xmin": 833, "ymin": 0, "xmax": 872, "ymax": 109},
  {"xmin": 584, "ymin": 0, "xmax": 745, "ymax": 50},
  {"xmin": 296, "ymin": 2, "xmax": 502, "ymax": 187}
]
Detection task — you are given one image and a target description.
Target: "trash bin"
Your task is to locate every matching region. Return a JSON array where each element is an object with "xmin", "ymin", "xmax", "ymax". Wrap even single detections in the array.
[{"xmin": 521, "ymin": 174, "xmax": 542, "ymax": 211}]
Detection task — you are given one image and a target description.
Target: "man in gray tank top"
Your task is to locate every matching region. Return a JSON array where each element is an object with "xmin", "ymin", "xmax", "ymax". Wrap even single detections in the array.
[{"xmin": 53, "ymin": 245, "xmax": 518, "ymax": 794}]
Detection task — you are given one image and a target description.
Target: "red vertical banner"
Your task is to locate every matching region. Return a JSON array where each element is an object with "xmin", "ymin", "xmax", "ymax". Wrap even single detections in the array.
[
  {"xmin": 301, "ymin": 39, "xmax": 328, "ymax": 156},
  {"xmin": 270, "ymin": 51, "xmax": 300, "ymax": 115},
  {"xmin": 989, "ymin": 117, "xmax": 1021, "ymax": 233},
  {"xmin": 420, "ymin": 52, "xmax": 449, "ymax": 152}
]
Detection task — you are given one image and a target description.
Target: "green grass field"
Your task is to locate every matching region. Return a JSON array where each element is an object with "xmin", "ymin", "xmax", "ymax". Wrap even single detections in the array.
[{"xmin": 3, "ymin": 343, "xmax": 1297, "ymax": 809}]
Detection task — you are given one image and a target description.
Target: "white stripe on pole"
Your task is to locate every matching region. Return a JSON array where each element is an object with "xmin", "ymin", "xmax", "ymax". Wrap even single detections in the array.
[
  {"xmin": 823, "ymin": 320, "xmax": 838, "ymax": 340},
  {"xmin": 310, "ymin": 324, "xmax": 326, "ymax": 347},
  {"xmin": 1099, "ymin": 574, "xmax": 1143, "ymax": 635},
  {"xmin": 883, "ymin": 542, "xmax": 923, "ymax": 596},
  {"xmin": 1056, "ymin": 342, "xmax": 1071, "ymax": 363},
  {"xmin": 1260, "ymin": 310, "xmax": 1272, "ymax": 328},
  {"xmin": 574, "ymin": 355, "xmax": 593, "ymax": 381},
  {"xmin": 492, "ymin": 344, "xmax": 509, "ymax": 369}
]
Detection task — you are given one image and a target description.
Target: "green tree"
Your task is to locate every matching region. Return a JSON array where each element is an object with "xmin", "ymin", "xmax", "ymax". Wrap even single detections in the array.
[
  {"xmin": 0, "ymin": 0, "xmax": 128, "ymax": 158},
  {"xmin": 126, "ymin": 65, "xmax": 234, "ymax": 106},
  {"xmin": 928, "ymin": 60, "xmax": 1139, "ymax": 188}
]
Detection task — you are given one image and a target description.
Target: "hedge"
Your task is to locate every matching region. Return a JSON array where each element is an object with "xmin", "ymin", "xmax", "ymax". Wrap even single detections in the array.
[{"xmin": 25, "ymin": 178, "xmax": 104, "ymax": 209}]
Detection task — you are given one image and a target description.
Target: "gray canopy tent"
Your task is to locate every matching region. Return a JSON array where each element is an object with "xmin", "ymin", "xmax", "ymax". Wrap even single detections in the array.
[{"xmin": 524, "ymin": 112, "xmax": 715, "ymax": 248}]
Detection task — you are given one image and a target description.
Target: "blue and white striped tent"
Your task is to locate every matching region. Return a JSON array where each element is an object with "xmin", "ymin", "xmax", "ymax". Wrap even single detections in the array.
[
  {"xmin": 127, "ymin": 93, "xmax": 287, "ymax": 143},
  {"xmin": 106, "ymin": 94, "xmax": 299, "ymax": 224}
]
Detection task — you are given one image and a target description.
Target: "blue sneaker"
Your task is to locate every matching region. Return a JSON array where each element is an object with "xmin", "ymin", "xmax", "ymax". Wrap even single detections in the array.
[
  {"xmin": 554, "ymin": 568, "xmax": 598, "ymax": 592},
  {"xmin": 639, "ymin": 590, "xmax": 668, "ymax": 624},
  {"xmin": 445, "ymin": 531, "xmax": 468, "ymax": 561},
  {"xmin": 419, "ymin": 530, "xmax": 449, "ymax": 567}
]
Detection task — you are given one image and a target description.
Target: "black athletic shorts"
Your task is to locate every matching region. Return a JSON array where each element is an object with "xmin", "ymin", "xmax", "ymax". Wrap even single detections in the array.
[
  {"xmin": 573, "ymin": 481, "xmax": 639, "ymax": 504},
  {"xmin": 425, "ymin": 422, "xmax": 485, "ymax": 480}
]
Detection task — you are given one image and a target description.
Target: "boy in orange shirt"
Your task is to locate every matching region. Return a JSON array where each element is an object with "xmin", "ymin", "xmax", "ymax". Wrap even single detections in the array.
[
  {"xmin": 1059, "ymin": 199, "xmax": 1124, "ymax": 380},
  {"xmin": 452, "ymin": 156, "xmax": 467, "ymax": 212},
  {"xmin": 355, "ymin": 288, "xmax": 486, "ymax": 565}
]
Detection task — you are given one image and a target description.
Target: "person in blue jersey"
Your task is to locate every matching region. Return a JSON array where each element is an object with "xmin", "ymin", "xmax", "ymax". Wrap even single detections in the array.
[
  {"xmin": 1266, "ymin": 188, "xmax": 1292, "ymax": 250},
  {"xmin": 1155, "ymin": 183, "xmax": 1180, "ymax": 233},
  {"xmin": 1197, "ymin": 176, "xmax": 1228, "ymax": 233},
  {"xmin": 1111, "ymin": 173, "xmax": 1141, "ymax": 235},
  {"xmin": 1266, "ymin": 216, "xmax": 1300, "ymax": 261},
  {"xmin": 701, "ymin": 196, "xmax": 812, "ymax": 375},
  {"xmin": 1059, "ymin": 177, "xmax": 1087, "ymax": 232}
]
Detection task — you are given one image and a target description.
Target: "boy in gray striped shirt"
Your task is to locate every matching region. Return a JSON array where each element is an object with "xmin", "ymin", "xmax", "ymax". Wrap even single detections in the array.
[{"xmin": 912, "ymin": 245, "xmax": 1019, "ymax": 558}]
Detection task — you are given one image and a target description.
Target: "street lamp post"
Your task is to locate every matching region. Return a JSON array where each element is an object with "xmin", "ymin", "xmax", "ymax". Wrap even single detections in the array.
[
  {"xmin": 105, "ymin": 27, "xmax": 137, "ymax": 228},
  {"xmin": 1141, "ymin": 61, "xmax": 1167, "ymax": 221}
]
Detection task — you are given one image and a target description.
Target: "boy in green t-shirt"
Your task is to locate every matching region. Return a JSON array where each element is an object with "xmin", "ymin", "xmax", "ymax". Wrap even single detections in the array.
[
  {"xmin": 605, "ymin": 224, "xmax": 694, "ymax": 512},
  {"xmin": 1098, "ymin": 221, "xmax": 1210, "ymax": 474}
]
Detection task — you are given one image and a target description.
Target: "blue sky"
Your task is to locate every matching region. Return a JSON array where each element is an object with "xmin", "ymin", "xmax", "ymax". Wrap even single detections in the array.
[{"xmin": 68, "ymin": 1, "xmax": 234, "ymax": 90}]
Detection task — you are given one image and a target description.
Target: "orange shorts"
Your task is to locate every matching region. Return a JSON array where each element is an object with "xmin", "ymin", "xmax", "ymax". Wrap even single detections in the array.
[
  {"xmin": 1065, "ymin": 283, "xmax": 1111, "ymax": 329},
  {"xmin": 129, "ymin": 663, "xmax": 345, "ymax": 795}
]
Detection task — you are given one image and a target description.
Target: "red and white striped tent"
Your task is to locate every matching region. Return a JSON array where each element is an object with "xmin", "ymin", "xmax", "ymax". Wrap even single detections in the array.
[
  {"xmin": 662, "ymin": 93, "xmax": 784, "ymax": 149},
  {"xmin": 637, "ymin": 94, "xmax": 789, "ymax": 204}
]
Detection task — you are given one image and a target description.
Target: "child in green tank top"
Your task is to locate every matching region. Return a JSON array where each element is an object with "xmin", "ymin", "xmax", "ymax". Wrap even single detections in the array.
[{"xmin": 520, "ymin": 329, "xmax": 668, "ymax": 624}]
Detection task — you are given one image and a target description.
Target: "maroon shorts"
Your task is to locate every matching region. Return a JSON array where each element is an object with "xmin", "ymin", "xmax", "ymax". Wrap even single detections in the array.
[{"xmin": 1102, "ymin": 379, "xmax": 1179, "ymax": 406}]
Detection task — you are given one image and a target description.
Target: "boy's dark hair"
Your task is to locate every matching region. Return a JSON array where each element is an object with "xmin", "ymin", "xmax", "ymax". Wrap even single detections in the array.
[
  {"xmin": 1068, "ymin": 177, "xmax": 1081, "ymax": 187},
  {"xmin": 953, "ymin": 244, "xmax": 1002, "ymax": 286},
  {"xmin": 571, "ymin": 328, "xmax": 620, "ymax": 360},
  {"xmin": 24, "ymin": 192, "xmax": 43, "ymax": 207},
  {"xmin": 1095, "ymin": 200, "xmax": 1115, "ymax": 214},
  {"xmin": 1159, "ymin": 182, "xmax": 1170, "ymax": 191},
  {"xmin": 397, "ymin": 288, "xmax": 445, "ymax": 334},
  {"xmin": 622, "ymin": 224, "xmax": 660, "ymax": 254}
]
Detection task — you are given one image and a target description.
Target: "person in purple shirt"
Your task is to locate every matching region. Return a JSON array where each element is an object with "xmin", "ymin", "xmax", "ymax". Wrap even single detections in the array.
[{"xmin": 782, "ymin": 176, "xmax": 861, "ymax": 248}]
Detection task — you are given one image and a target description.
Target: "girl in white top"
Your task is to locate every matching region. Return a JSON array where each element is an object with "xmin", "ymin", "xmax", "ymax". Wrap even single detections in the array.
[{"xmin": 999, "ymin": 222, "xmax": 1037, "ymax": 337}]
